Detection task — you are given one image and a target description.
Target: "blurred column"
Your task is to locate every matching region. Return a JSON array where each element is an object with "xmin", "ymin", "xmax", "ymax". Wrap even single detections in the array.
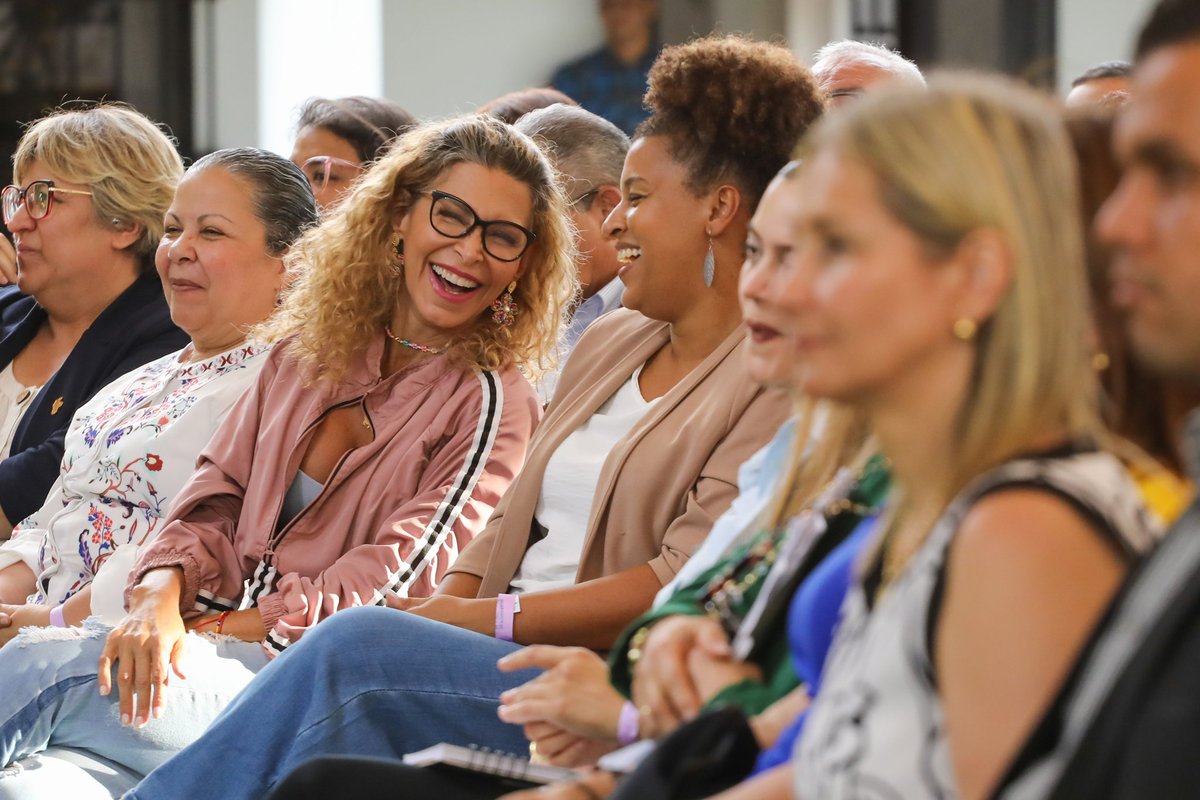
[
  {"xmin": 1056, "ymin": 0, "xmax": 1155, "ymax": 92},
  {"xmin": 786, "ymin": 0, "xmax": 847, "ymax": 62},
  {"xmin": 257, "ymin": 0, "xmax": 383, "ymax": 155},
  {"xmin": 192, "ymin": 0, "xmax": 260, "ymax": 152}
]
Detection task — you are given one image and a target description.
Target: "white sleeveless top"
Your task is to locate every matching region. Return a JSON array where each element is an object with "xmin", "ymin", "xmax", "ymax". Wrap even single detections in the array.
[{"xmin": 793, "ymin": 449, "xmax": 1158, "ymax": 800}]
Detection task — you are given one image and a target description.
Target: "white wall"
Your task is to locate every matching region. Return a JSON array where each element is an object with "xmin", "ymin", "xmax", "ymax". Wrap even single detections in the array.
[
  {"xmin": 1057, "ymin": 0, "xmax": 1154, "ymax": 91},
  {"xmin": 380, "ymin": 2, "xmax": 605, "ymax": 120},
  {"xmin": 192, "ymin": 0, "xmax": 259, "ymax": 152},
  {"xmin": 711, "ymin": 0, "xmax": 786, "ymax": 39},
  {"xmin": 257, "ymin": 0, "xmax": 384, "ymax": 155},
  {"xmin": 785, "ymin": 0, "xmax": 847, "ymax": 62}
]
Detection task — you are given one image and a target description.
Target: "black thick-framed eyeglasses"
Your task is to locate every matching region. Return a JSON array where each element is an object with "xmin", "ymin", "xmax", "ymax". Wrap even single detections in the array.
[
  {"xmin": 427, "ymin": 190, "xmax": 536, "ymax": 262},
  {"xmin": 1, "ymin": 180, "xmax": 93, "ymax": 225}
]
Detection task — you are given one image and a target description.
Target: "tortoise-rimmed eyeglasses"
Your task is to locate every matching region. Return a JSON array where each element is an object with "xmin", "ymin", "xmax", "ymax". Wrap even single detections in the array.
[{"xmin": 1, "ymin": 180, "xmax": 93, "ymax": 226}]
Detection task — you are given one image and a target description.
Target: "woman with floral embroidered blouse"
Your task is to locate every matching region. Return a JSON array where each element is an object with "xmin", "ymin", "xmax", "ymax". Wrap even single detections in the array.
[{"xmin": 0, "ymin": 147, "xmax": 317, "ymax": 643}]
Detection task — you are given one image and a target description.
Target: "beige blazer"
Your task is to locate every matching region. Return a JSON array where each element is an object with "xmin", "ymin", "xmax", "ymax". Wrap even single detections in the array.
[{"xmin": 447, "ymin": 308, "xmax": 792, "ymax": 598}]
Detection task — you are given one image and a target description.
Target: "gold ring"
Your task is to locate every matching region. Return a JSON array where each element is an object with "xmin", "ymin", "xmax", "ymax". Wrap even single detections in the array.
[{"xmin": 529, "ymin": 741, "xmax": 539, "ymax": 760}]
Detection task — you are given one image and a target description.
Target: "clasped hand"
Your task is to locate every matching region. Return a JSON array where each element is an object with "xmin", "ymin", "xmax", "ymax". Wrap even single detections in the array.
[{"xmin": 630, "ymin": 615, "xmax": 762, "ymax": 739}]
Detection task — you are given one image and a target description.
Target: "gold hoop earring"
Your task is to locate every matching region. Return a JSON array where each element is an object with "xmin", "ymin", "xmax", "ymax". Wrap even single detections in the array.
[{"xmin": 952, "ymin": 318, "xmax": 978, "ymax": 341}]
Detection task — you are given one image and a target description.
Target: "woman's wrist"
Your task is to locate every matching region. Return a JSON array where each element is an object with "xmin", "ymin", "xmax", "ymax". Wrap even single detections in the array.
[
  {"xmin": 129, "ymin": 567, "xmax": 183, "ymax": 607},
  {"xmin": 616, "ymin": 700, "xmax": 641, "ymax": 745},
  {"xmin": 495, "ymin": 593, "xmax": 521, "ymax": 641},
  {"xmin": 9, "ymin": 604, "xmax": 53, "ymax": 629}
]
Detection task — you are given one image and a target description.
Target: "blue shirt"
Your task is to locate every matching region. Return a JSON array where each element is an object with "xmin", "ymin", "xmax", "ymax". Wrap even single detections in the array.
[
  {"xmin": 550, "ymin": 45, "xmax": 658, "ymax": 135},
  {"xmin": 654, "ymin": 416, "xmax": 798, "ymax": 605},
  {"xmin": 564, "ymin": 278, "xmax": 625, "ymax": 350},
  {"xmin": 753, "ymin": 514, "xmax": 881, "ymax": 773}
]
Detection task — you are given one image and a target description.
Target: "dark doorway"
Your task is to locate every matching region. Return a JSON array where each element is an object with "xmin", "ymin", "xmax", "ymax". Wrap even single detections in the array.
[{"xmin": 0, "ymin": 0, "xmax": 194, "ymax": 189}]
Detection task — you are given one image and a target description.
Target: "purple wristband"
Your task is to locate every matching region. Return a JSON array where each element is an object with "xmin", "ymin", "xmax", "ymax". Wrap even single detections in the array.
[
  {"xmin": 495, "ymin": 593, "xmax": 521, "ymax": 642},
  {"xmin": 617, "ymin": 700, "xmax": 640, "ymax": 745},
  {"xmin": 49, "ymin": 605, "xmax": 67, "ymax": 628}
]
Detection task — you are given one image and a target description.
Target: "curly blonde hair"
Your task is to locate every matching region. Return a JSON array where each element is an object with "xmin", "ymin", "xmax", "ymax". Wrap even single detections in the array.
[{"xmin": 257, "ymin": 115, "xmax": 578, "ymax": 383}]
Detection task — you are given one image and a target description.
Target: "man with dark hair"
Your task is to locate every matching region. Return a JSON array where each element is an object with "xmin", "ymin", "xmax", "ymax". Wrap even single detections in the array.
[
  {"xmin": 997, "ymin": 1, "xmax": 1200, "ymax": 798},
  {"xmin": 1065, "ymin": 60, "xmax": 1132, "ymax": 108},
  {"xmin": 549, "ymin": 0, "xmax": 659, "ymax": 135}
]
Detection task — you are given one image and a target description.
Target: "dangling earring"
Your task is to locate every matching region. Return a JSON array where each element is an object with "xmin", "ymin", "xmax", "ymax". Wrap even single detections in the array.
[
  {"xmin": 952, "ymin": 317, "xmax": 978, "ymax": 341},
  {"xmin": 390, "ymin": 234, "xmax": 404, "ymax": 276},
  {"xmin": 703, "ymin": 236, "xmax": 716, "ymax": 288},
  {"xmin": 1092, "ymin": 351, "xmax": 1111, "ymax": 371},
  {"xmin": 490, "ymin": 281, "xmax": 519, "ymax": 327}
]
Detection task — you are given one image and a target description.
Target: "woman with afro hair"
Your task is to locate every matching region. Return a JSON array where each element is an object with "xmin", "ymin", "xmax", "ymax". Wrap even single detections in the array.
[{"xmin": 121, "ymin": 35, "xmax": 824, "ymax": 800}]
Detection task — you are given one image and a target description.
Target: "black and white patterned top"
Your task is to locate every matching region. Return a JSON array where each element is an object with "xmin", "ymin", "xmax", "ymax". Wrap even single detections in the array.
[{"xmin": 793, "ymin": 448, "xmax": 1158, "ymax": 800}]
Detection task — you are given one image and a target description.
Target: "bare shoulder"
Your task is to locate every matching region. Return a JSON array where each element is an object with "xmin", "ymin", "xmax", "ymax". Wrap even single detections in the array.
[{"xmin": 949, "ymin": 487, "xmax": 1124, "ymax": 592}]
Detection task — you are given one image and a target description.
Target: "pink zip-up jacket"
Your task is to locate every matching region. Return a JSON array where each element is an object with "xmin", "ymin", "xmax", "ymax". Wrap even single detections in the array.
[{"xmin": 129, "ymin": 333, "xmax": 540, "ymax": 654}]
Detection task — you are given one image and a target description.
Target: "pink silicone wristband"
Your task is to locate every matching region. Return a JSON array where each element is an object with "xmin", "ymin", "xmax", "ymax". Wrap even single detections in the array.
[
  {"xmin": 49, "ymin": 604, "xmax": 67, "ymax": 628},
  {"xmin": 617, "ymin": 700, "xmax": 640, "ymax": 745},
  {"xmin": 495, "ymin": 593, "xmax": 519, "ymax": 642}
]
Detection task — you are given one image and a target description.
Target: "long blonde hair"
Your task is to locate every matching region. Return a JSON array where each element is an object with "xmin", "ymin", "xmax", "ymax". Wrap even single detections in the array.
[
  {"xmin": 257, "ymin": 115, "xmax": 578, "ymax": 383},
  {"xmin": 762, "ymin": 398, "xmax": 876, "ymax": 530},
  {"xmin": 801, "ymin": 74, "xmax": 1104, "ymax": 507}
]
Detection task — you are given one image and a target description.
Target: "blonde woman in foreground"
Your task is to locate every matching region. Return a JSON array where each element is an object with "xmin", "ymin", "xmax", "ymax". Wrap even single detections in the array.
[{"xmin": 711, "ymin": 74, "xmax": 1158, "ymax": 800}]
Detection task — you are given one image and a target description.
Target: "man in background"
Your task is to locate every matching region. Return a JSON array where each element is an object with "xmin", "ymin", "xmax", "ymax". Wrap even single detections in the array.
[
  {"xmin": 1065, "ymin": 60, "xmax": 1132, "ymax": 109},
  {"xmin": 515, "ymin": 103, "xmax": 628, "ymax": 398},
  {"xmin": 811, "ymin": 39, "xmax": 926, "ymax": 108},
  {"xmin": 550, "ymin": 0, "xmax": 659, "ymax": 135}
]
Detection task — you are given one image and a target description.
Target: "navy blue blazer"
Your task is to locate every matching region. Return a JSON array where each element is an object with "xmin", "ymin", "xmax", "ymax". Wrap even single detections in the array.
[{"xmin": 0, "ymin": 274, "xmax": 188, "ymax": 524}]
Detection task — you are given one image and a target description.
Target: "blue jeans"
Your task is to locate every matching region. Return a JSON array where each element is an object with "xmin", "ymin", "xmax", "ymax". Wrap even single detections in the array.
[
  {"xmin": 128, "ymin": 607, "xmax": 537, "ymax": 800},
  {"xmin": 0, "ymin": 621, "xmax": 268, "ymax": 794}
]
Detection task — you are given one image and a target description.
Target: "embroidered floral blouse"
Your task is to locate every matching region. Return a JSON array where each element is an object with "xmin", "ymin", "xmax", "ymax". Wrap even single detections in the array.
[{"xmin": 0, "ymin": 342, "xmax": 267, "ymax": 606}]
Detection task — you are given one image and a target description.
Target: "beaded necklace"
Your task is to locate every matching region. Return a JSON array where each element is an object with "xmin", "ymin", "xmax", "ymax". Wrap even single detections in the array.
[{"xmin": 384, "ymin": 325, "xmax": 447, "ymax": 355}]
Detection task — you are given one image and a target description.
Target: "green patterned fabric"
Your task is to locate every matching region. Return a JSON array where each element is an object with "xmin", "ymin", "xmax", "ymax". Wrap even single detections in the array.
[{"xmin": 609, "ymin": 455, "xmax": 891, "ymax": 715}]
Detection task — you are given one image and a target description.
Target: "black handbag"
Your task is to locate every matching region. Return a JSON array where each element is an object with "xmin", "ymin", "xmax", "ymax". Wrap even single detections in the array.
[{"xmin": 610, "ymin": 706, "xmax": 762, "ymax": 800}]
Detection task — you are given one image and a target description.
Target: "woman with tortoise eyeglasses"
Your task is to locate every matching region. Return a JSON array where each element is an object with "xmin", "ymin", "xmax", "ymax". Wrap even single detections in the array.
[
  {"xmin": 0, "ymin": 180, "xmax": 93, "ymax": 225},
  {"xmin": 0, "ymin": 103, "xmax": 188, "ymax": 544}
]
